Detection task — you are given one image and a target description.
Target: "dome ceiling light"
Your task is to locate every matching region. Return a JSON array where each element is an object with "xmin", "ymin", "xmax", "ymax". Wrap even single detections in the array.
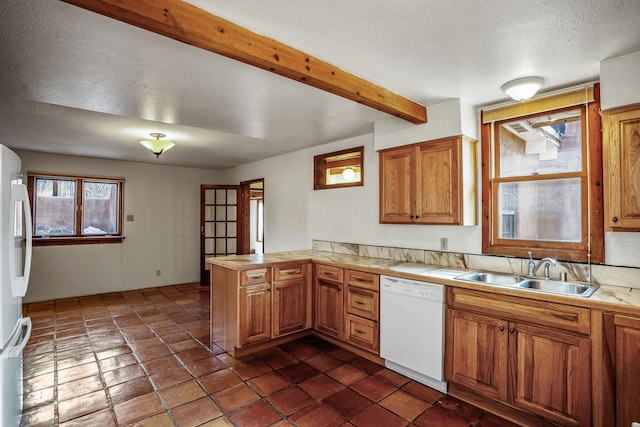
[{"xmin": 501, "ymin": 77, "xmax": 545, "ymax": 102}]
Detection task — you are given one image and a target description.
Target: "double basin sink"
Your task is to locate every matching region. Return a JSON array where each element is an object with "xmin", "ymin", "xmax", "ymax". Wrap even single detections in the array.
[{"xmin": 454, "ymin": 271, "xmax": 599, "ymax": 298}]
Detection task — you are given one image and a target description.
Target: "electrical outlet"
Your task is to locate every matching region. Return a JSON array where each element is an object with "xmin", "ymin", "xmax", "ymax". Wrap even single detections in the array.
[
  {"xmin": 440, "ymin": 238, "xmax": 448, "ymax": 251},
  {"xmin": 156, "ymin": 270, "xmax": 161, "ymax": 277}
]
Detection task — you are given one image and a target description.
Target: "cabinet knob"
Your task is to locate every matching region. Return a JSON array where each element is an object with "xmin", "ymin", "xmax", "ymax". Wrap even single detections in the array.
[
  {"xmin": 410, "ymin": 215, "xmax": 414, "ymax": 219},
  {"xmin": 415, "ymin": 215, "xmax": 420, "ymax": 219},
  {"xmin": 509, "ymin": 328, "xmax": 515, "ymax": 334},
  {"xmin": 276, "ymin": 287, "xmax": 281, "ymax": 291},
  {"xmin": 613, "ymin": 216, "xmax": 619, "ymax": 223},
  {"xmin": 500, "ymin": 326, "xmax": 505, "ymax": 332}
]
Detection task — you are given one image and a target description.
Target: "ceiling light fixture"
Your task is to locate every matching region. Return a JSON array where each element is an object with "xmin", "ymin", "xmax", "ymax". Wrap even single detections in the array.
[
  {"xmin": 342, "ymin": 167, "xmax": 356, "ymax": 181},
  {"xmin": 501, "ymin": 77, "xmax": 545, "ymax": 102},
  {"xmin": 139, "ymin": 132, "xmax": 175, "ymax": 157}
]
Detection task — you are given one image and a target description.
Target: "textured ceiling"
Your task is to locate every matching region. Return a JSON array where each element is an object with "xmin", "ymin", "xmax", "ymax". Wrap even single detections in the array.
[{"xmin": 1, "ymin": 0, "xmax": 639, "ymax": 169}]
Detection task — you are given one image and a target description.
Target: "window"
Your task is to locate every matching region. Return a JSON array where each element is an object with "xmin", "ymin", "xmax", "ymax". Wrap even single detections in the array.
[
  {"xmin": 314, "ymin": 146, "xmax": 364, "ymax": 190},
  {"xmin": 28, "ymin": 172, "xmax": 124, "ymax": 245},
  {"xmin": 481, "ymin": 85, "xmax": 603, "ymax": 263}
]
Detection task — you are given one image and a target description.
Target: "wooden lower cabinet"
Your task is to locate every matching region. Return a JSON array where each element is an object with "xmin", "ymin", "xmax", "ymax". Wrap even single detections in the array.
[
  {"xmin": 613, "ymin": 314, "xmax": 640, "ymax": 427},
  {"xmin": 511, "ymin": 322, "xmax": 591, "ymax": 426},
  {"xmin": 239, "ymin": 283, "xmax": 272, "ymax": 346},
  {"xmin": 315, "ymin": 278, "xmax": 343, "ymax": 339},
  {"xmin": 446, "ymin": 288, "xmax": 591, "ymax": 427},
  {"xmin": 446, "ymin": 309, "xmax": 508, "ymax": 401},
  {"xmin": 273, "ymin": 277, "xmax": 309, "ymax": 336}
]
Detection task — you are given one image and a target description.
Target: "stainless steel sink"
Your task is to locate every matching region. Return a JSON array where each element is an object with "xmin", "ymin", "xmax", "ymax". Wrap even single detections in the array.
[
  {"xmin": 454, "ymin": 271, "xmax": 599, "ymax": 297},
  {"xmin": 518, "ymin": 279, "xmax": 599, "ymax": 297},
  {"xmin": 455, "ymin": 272, "xmax": 526, "ymax": 286}
]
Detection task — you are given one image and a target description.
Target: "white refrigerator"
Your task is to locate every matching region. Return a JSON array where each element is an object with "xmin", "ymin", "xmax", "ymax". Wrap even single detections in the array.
[{"xmin": 0, "ymin": 145, "xmax": 32, "ymax": 427}]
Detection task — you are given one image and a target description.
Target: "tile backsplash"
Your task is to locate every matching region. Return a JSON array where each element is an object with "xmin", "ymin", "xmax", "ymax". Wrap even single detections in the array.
[{"xmin": 312, "ymin": 240, "xmax": 640, "ymax": 290}]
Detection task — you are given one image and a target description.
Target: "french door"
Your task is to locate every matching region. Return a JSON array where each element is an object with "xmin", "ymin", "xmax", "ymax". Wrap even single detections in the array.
[{"xmin": 200, "ymin": 185, "xmax": 243, "ymax": 286}]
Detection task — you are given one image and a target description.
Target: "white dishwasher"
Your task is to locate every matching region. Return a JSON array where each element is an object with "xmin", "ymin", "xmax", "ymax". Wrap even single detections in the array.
[{"xmin": 380, "ymin": 274, "xmax": 447, "ymax": 393}]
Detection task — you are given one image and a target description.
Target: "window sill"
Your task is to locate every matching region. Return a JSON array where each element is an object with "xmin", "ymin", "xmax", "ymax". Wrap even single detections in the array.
[{"xmin": 33, "ymin": 236, "xmax": 125, "ymax": 246}]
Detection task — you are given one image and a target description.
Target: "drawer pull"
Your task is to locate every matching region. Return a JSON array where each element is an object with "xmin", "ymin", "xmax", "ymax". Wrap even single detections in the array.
[
  {"xmin": 354, "ymin": 277, "xmax": 371, "ymax": 283},
  {"xmin": 248, "ymin": 274, "xmax": 265, "ymax": 279},
  {"xmin": 355, "ymin": 329, "xmax": 365, "ymax": 334},
  {"xmin": 355, "ymin": 301, "xmax": 365, "ymax": 305},
  {"xmin": 283, "ymin": 270, "xmax": 299, "ymax": 275}
]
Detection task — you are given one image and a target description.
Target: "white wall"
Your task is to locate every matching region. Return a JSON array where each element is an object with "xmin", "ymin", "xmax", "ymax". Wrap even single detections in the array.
[
  {"xmin": 222, "ymin": 100, "xmax": 484, "ymax": 256},
  {"xmin": 600, "ymin": 50, "xmax": 640, "ymax": 110},
  {"xmin": 222, "ymin": 96, "xmax": 640, "ymax": 269},
  {"xmin": 17, "ymin": 151, "xmax": 221, "ymax": 302}
]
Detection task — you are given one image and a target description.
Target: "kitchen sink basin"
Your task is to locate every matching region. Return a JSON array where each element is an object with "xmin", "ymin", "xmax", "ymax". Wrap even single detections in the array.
[
  {"xmin": 455, "ymin": 272, "xmax": 526, "ymax": 286},
  {"xmin": 517, "ymin": 279, "xmax": 599, "ymax": 297},
  {"xmin": 454, "ymin": 271, "xmax": 599, "ymax": 297}
]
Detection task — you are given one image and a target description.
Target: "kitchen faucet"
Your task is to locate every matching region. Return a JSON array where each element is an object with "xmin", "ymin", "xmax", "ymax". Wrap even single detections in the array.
[{"xmin": 527, "ymin": 251, "xmax": 557, "ymax": 279}]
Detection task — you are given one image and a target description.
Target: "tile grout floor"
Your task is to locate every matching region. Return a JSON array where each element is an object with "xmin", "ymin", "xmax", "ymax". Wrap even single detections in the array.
[{"xmin": 20, "ymin": 283, "xmax": 520, "ymax": 427}]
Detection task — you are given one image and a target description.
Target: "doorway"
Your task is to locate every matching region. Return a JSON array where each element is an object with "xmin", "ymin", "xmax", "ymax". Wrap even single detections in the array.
[{"xmin": 200, "ymin": 179, "xmax": 265, "ymax": 286}]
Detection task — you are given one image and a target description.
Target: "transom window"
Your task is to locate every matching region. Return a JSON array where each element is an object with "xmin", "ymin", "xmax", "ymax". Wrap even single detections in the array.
[
  {"xmin": 28, "ymin": 172, "xmax": 124, "ymax": 245},
  {"xmin": 481, "ymin": 85, "xmax": 603, "ymax": 263}
]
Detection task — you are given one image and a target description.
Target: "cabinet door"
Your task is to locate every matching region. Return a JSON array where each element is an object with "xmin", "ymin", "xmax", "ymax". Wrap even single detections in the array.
[
  {"xmin": 415, "ymin": 137, "xmax": 460, "ymax": 224},
  {"xmin": 379, "ymin": 146, "xmax": 415, "ymax": 223},
  {"xmin": 445, "ymin": 308, "xmax": 508, "ymax": 401},
  {"xmin": 511, "ymin": 322, "xmax": 591, "ymax": 427},
  {"xmin": 604, "ymin": 108, "xmax": 640, "ymax": 230},
  {"xmin": 239, "ymin": 283, "xmax": 271, "ymax": 346},
  {"xmin": 273, "ymin": 278, "xmax": 308, "ymax": 337},
  {"xmin": 614, "ymin": 314, "xmax": 640, "ymax": 427},
  {"xmin": 315, "ymin": 279, "xmax": 343, "ymax": 338}
]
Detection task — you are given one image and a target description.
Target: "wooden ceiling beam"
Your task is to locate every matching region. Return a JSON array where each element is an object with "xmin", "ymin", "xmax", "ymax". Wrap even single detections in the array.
[{"xmin": 60, "ymin": 0, "xmax": 427, "ymax": 124}]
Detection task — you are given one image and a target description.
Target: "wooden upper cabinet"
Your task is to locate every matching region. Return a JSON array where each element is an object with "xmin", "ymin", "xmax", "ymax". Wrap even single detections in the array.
[
  {"xmin": 379, "ymin": 135, "xmax": 477, "ymax": 225},
  {"xmin": 603, "ymin": 106, "xmax": 640, "ymax": 230},
  {"xmin": 379, "ymin": 146, "xmax": 414, "ymax": 223}
]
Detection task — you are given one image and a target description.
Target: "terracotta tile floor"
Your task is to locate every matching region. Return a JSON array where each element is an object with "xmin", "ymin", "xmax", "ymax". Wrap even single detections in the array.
[{"xmin": 20, "ymin": 283, "xmax": 521, "ymax": 427}]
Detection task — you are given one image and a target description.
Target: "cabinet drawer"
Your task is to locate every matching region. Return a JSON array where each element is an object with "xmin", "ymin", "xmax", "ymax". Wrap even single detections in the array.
[
  {"xmin": 346, "ymin": 270, "xmax": 379, "ymax": 291},
  {"xmin": 274, "ymin": 263, "xmax": 307, "ymax": 281},
  {"xmin": 345, "ymin": 314, "xmax": 379, "ymax": 352},
  {"xmin": 316, "ymin": 264, "xmax": 344, "ymax": 283},
  {"xmin": 241, "ymin": 268, "xmax": 271, "ymax": 286},
  {"xmin": 448, "ymin": 288, "xmax": 591, "ymax": 335},
  {"xmin": 346, "ymin": 286, "xmax": 379, "ymax": 320}
]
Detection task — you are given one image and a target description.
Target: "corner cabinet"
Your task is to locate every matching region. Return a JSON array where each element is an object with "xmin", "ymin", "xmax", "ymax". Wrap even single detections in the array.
[
  {"xmin": 602, "ymin": 106, "xmax": 640, "ymax": 230},
  {"xmin": 445, "ymin": 288, "xmax": 592, "ymax": 427},
  {"xmin": 379, "ymin": 135, "xmax": 477, "ymax": 225}
]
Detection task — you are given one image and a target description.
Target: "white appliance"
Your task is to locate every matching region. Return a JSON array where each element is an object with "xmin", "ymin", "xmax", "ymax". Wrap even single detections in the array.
[
  {"xmin": 380, "ymin": 275, "xmax": 447, "ymax": 393},
  {"xmin": 0, "ymin": 145, "xmax": 33, "ymax": 427}
]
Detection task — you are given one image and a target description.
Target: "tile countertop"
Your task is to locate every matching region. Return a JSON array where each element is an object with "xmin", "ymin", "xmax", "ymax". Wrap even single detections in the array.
[{"xmin": 207, "ymin": 250, "xmax": 640, "ymax": 316}]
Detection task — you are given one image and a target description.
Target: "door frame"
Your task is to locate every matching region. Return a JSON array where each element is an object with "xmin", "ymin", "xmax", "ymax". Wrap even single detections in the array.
[{"xmin": 241, "ymin": 178, "xmax": 265, "ymax": 255}]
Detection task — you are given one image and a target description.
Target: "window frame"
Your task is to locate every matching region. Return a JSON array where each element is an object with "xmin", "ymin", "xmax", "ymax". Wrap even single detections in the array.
[
  {"xmin": 27, "ymin": 172, "xmax": 125, "ymax": 246},
  {"xmin": 481, "ymin": 85, "xmax": 604, "ymax": 263},
  {"xmin": 313, "ymin": 146, "xmax": 364, "ymax": 190}
]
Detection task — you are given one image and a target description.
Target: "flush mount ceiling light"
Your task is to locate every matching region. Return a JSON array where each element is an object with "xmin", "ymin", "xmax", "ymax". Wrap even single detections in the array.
[
  {"xmin": 139, "ymin": 132, "xmax": 175, "ymax": 157},
  {"xmin": 342, "ymin": 167, "xmax": 356, "ymax": 181},
  {"xmin": 501, "ymin": 77, "xmax": 545, "ymax": 102}
]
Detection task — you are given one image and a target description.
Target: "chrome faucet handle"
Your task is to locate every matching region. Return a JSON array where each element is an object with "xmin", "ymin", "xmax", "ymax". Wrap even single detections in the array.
[{"xmin": 527, "ymin": 251, "xmax": 535, "ymax": 275}]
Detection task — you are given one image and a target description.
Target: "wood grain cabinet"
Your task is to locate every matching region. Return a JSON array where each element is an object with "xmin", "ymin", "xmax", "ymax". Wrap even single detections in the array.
[
  {"xmin": 273, "ymin": 264, "xmax": 311, "ymax": 337},
  {"xmin": 613, "ymin": 314, "xmax": 640, "ymax": 426},
  {"xmin": 211, "ymin": 263, "xmax": 310, "ymax": 356},
  {"xmin": 379, "ymin": 135, "xmax": 477, "ymax": 225},
  {"xmin": 314, "ymin": 265, "xmax": 381, "ymax": 355},
  {"xmin": 446, "ymin": 288, "xmax": 592, "ymax": 427},
  {"xmin": 314, "ymin": 264, "xmax": 344, "ymax": 339},
  {"xmin": 603, "ymin": 106, "xmax": 640, "ymax": 230},
  {"xmin": 344, "ymin": 270, "xmax": 380, "ymax": 353}
]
